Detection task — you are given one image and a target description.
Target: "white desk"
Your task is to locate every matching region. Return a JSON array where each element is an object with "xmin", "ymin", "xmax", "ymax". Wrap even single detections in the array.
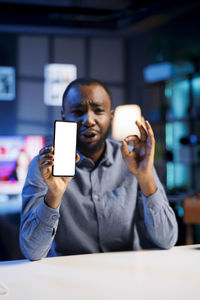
[{"xmin": 0, "ymin": 245, "xmax": 200, "ymax": 300}]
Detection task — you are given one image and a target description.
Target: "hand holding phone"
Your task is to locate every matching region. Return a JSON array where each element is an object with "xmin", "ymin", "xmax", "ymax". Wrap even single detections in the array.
[{"xmin": 38, "ymin": 121, "xmax": 78, "ymax": 209}]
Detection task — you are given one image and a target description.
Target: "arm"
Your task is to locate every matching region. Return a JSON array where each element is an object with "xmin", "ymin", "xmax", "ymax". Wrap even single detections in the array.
[
  {"xmin": 121, "ymin": 121, "xmax": 178, "ymax": 249},
  {"xmin": 137, "ymin": 168, "xmax": 178, "ymax": 249},
  {"xmin": 20, "ymin": 147, "xmax": 79, "ymax": 260},
  {"xmin": 20, "ymin": 154, "xmax": 61, "ymax": 260}
]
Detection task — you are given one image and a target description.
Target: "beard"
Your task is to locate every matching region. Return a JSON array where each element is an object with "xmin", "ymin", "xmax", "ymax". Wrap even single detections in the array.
[{"xmin": 77, "ymin": 124, "xmax": 111, "ymax": 157}]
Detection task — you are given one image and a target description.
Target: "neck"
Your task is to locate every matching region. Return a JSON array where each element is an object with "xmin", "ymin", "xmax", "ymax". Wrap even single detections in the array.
[
  {"xmin": 79, "ymin": 142, "xmax": 106, "ymax": 165},
  {"xmin": 89, "ymin": 146, "xmax": 105, "ymax": 164}
]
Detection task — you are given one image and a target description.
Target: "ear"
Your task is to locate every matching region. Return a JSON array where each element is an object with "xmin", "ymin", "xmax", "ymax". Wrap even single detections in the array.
[{"xmin": 110, "ymin": 109, "xmax": 114, "ymax": 122}]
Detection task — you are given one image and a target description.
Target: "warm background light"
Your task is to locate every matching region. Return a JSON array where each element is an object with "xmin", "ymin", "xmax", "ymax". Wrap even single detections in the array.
[{"xmin": 112, "ymin": 105, "xmax": 142, "ymax": 141}]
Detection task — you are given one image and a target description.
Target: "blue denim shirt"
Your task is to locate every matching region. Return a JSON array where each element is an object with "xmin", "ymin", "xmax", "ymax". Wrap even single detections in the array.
[{"xmin": 20, "ymin": 139, "xmax": 178, "ymax": 260}]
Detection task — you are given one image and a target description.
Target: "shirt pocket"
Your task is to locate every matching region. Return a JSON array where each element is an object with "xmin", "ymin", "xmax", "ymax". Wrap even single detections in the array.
[{"xmin": 102, "ymin": 185, "xmax": 135, "ymax": 225}]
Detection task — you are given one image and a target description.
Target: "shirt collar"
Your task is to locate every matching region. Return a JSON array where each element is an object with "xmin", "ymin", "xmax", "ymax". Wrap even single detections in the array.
[
  {"xmin": 76, "ymin": 138, "xmax": 114, "ymax": 168},
  {"xmin": 101, "ymin": 139, "xmax": 114, "ymax": 166}
]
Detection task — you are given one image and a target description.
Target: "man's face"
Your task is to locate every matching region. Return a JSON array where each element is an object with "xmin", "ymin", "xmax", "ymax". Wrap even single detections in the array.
[{"xmin": 62, "ymin": 84, "xmax": 113, "ymax": 157}]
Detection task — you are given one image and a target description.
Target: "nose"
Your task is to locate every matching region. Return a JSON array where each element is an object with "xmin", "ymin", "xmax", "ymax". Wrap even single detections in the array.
[{"xmin": 82, "ymin": 110, "xmax": 95, "ymax": 127}]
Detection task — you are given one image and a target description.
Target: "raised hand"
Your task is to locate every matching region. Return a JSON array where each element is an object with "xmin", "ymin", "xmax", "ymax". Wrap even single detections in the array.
[{"xmin": 121, "ymin": 120, "xmax": 157, "ymax": 196}]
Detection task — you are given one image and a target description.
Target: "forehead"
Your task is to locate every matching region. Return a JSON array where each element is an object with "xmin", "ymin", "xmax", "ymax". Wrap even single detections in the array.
[{"xmin": 64, "ymin": 84, "xmax": 111, "ymax": 108}]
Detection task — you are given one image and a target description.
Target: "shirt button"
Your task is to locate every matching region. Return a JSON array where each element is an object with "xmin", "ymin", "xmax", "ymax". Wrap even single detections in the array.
[
  {"xmin": 93, "ymin": 194, "xmax": 99, "ymax": 201},
  {"xmin": 52, "ymin": 215, "xmax": 58, "ymax": 221}
]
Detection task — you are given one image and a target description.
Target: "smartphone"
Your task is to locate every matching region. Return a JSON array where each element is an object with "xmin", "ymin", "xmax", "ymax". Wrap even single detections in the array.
[{"xmin": 52, "ymin": 120, "xmax": 77, "ymax": 177}]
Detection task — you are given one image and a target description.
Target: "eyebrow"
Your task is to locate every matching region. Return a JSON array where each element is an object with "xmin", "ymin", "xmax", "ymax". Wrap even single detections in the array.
[
  {"xmin": 90, "ymin": 102, "xmax": 104, "ymax": 107},
  {"xmin": 71, "ymin": 101, "xmax": 105, "ymax": 108}
]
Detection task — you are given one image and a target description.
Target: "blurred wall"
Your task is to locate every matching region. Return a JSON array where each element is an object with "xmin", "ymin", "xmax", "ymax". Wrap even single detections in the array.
[{"xmin": 0, "ymin": 34, "xmax": 127, "ymax": 137}]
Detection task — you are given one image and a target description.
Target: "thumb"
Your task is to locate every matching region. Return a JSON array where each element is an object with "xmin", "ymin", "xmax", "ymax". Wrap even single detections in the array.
[
  {"xmin": 76, "ymin": 153, "xmax": 80, "ymax": 163},
  {"xmin": 121, "ymin": 140, "xmax": 130, "ymax": 159}
]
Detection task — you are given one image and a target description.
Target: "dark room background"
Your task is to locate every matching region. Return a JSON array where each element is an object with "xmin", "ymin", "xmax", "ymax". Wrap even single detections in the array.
[{"xmin": 0, "ymin": 0, "xmax": 200, "ymax": 259}]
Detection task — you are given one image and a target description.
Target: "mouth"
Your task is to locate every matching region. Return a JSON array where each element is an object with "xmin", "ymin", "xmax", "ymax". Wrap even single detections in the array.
[{"xmin": 79, "ymin": 130, "xmax": 99, "ymax": 143}]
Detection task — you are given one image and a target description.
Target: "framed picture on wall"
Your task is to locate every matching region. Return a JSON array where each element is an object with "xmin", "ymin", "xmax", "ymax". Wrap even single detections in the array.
[
  {"xmin": 44, "ymin": 63, "xmax": 77, "ymax": 106},
  {"xmin": 0, "ymin": 66, "xmax": 15, "ymax": 101}
]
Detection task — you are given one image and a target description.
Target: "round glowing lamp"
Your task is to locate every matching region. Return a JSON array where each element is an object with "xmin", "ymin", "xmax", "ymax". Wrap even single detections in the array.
[{"xmin": 112, "ymin": 105, "xmax": 142, "ymax": 141}]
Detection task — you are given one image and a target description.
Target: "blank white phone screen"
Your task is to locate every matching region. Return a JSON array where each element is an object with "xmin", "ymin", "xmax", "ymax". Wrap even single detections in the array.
[{"xmin": 53, "ymin": 121, "xmax": 77, "ymax": 177}]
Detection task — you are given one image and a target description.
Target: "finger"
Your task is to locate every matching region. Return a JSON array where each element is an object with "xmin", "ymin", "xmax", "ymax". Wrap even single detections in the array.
[
  {"xmin": 76, "ymin": 153, "xmax": 80, "ymax": 163},
  {"xmin": 145, "ymin": 120, "xmax": 155, "ymax": 152},
  {"xmin": 145, "ymin": 120, "xmax": 154, "ymax": 138},
  {"xmin": 143, "ymin": 121, "xmax": 155, "ymax": 166},
  {"xmin": 136, "ymin": 121, "xmax": 147, "ymax": 142},
  {"xmin": 62, "ymin": 177, "xmax": 73, "ymax": 184},
  {"xmin": 39, "ymin": 161, "xmax": 53, "ymax": 175},
  {"xmin": 121, "ymin": 140, "xmax": 137, "ymax": 159},
  {"xmin": 38, "ymin": 153, "xmax": 54, "ymax": 166},
  {"xmin": 124, "ymin": 135, "xmax": 140, "ymax": 144},
  {"xmin": 39, "ymin": 146, "xmax": 54, "ymax": 156},
  {"xmin": 40, "ymin": 160, "xmax": 53, "ymax": 168},
  {"xmin": 121, "ymin": 140, "xmax": 130, "ymax": 158},
  {"xmin": 39, "ymin": 161, "xmax": 53, "ymax": 178}
]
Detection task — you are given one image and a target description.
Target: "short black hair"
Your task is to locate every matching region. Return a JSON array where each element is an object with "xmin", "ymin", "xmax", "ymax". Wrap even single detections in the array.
[{"xmin": 62, "ymin": 78, "xmax": 112, "ymax": 110}]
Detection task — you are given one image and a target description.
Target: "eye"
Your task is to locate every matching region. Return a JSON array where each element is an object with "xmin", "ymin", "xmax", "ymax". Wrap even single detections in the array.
[
  {"xmin": 71, "ymin": 110, "xmax": 84, "ymax": 116},
  {"xmin": 95, "ymin": 108, "xmax": 104, "ymax": 114}
]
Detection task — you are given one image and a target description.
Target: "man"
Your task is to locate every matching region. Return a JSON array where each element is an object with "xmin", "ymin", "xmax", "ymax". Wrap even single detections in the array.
[{"xmin": 20, "ymin": 78, "xmax": 178, "ymax": 260}]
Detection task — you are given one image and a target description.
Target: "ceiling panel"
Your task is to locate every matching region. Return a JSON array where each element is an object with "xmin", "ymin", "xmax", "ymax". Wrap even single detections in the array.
[{"xmin": 0, "ymin": 0, "xmax": 199, "ymax": 34}]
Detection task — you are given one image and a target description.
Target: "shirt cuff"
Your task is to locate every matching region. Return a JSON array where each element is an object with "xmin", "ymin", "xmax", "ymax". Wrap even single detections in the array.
[
  {"xmin": 36, "ymin": 198, "xmax": 60, "ymax": 228},
  {"xmin": 142, "ymin": 187, "xmax": 165, "ymax": 210}
]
